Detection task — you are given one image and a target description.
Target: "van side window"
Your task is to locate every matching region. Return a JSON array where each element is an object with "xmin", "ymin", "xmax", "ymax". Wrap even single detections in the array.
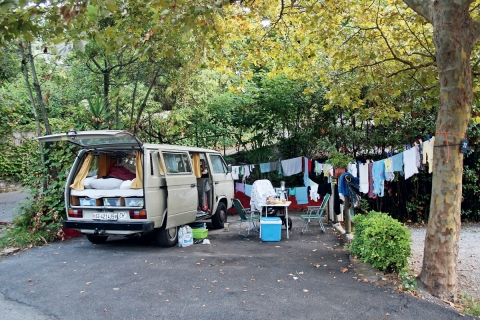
[
  {"xmin": 210, "ymin": 155, "xmax": 227, "ymax": 173},
  {"xmin": 163, "ymin": 152, "xmax": 192, "ymax": 174}
]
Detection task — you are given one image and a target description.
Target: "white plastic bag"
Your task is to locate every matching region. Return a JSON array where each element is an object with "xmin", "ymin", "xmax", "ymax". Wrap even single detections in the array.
[
  {"xmin": 178, "ymin": 226, "xmax": 193, "ymax": 248},
  {"xmin": 178, "ymin": 226, "xmax": 185, "ymax": 247},
  {"xmin": 183, "ymin": 226, "xmax": 193, "ymax": 247}
]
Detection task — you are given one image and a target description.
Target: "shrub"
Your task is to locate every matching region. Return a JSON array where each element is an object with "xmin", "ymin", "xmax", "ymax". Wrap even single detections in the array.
[{"xmin": 349, "ymin": 211, "xmax": 411, "ymax": 273}]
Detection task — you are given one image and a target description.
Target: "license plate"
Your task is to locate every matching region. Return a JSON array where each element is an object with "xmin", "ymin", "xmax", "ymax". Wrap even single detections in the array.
[{"xmin": 92, "ymin": 213, "xmax": 118, "ymax": 220}]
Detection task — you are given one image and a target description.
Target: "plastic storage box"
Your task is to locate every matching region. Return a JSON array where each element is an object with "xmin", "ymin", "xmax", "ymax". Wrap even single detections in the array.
[
  {"xmin": 79, "ymin": 198, "xmax": 97, "ymax": 206},
  {"xmin": 260, "ymin": 217, "xmax": 282, "ymax": 242},
  {"xmin": 192, "ymin": 228, "xmax": 208, "ymax": 239},
  {"xmin": 103, "ymin": 197, "xmax": 121, "ymax": 206},
  {"xmin": 125, "ymin": 197, "xmax": 144, "ymax": 207}
]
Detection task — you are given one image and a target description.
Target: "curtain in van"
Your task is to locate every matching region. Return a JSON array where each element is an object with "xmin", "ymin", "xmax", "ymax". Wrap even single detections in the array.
[
  {"xmin": 70, "ymin": 152, "xmax": 94, "ymax": 190},
  {"xmin": 131, "ymin": 151, "xmax": 143, "ymax": 189},
  {"xmin": 97, "ymin": 153, "xmax": 117, "ymax": 177},
  {"xmin": 192, "ymin": 153, "xmax": 201, "ymax": 178}
]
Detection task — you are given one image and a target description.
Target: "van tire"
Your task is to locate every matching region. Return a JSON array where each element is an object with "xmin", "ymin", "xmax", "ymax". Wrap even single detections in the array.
[
  {"xmin": 211, "ymin": 202, "xmax": 227, "ymax": 229},
  {"xmin": 156, "ymin": 226, "xmax": 178, "ymax": 247},
  {"xmin": 86, "ymin": 234, "xmax": 109, "ymax": 244}
]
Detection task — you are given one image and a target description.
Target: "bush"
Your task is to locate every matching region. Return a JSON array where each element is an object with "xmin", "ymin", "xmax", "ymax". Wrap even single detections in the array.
[{"xmin": 349, "ymin": 211, "xmax": 411, "ymax": 273}]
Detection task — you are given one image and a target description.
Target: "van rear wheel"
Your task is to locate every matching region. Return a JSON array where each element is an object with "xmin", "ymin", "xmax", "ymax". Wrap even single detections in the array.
[
  {"xmin": 211, "ymin": 202, "xmax": 227, "ymax": 229},
  {"xmin": 156, "ymin": 226, "xmax": 178, "ymax": 247},
  {"xmin": 86, "ymin": 234, "xmax": 109, "ymax": 244}
]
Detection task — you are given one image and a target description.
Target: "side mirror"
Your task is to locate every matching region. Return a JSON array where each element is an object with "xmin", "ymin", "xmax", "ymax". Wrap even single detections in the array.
[{"xmin": 227, "ymin": 164, "xmax": 232, "ymax": 173}]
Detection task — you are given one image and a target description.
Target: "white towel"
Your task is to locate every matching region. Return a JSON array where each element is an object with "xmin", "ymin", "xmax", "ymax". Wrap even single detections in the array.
[
  {"xmin": 403, "ymin": 148, "xmax": 419, "ymax": 179},
  {"xmin": 231, "ymin": 166, "xmax": 240, "ymax": 180},
  {"xmin": 281, "ymin": 157, "xmax": 303, "ymax": 176},
  {"xmin": 359, "ymin": 163, "xmax": 369, "ymax": 194}
]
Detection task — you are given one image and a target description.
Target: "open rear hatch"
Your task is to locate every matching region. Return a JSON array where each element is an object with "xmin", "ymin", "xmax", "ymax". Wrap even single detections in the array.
[{"xmin": 38, "ymin": 130, "xmax": 142, "ymax": 149}]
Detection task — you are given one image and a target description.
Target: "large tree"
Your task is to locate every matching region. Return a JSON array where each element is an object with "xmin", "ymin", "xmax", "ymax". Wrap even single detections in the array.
[{"xmin": 402, "ymin": 0, "xmax": 480, "ymax": 300}]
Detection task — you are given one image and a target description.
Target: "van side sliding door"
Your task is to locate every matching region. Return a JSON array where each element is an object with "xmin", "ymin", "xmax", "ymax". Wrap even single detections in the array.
[
  {"xmin": 162, "ymin": 151, "xmax": 198, "ymax": 227},
  {"xmin": 207, "ymin": 154, "xmax": 234, "ymax": 208}
]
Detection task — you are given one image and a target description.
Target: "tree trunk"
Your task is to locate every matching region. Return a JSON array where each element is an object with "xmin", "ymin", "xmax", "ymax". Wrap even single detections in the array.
[
  {"xmin": 18, "ymin": 41, "xmax": 47, "ymax": 192},
  {"xmin": 26, "ymin": 41, "xmax": 52, "ymax": 136},
  {"xmin": 413, "ymin": 1, "xmax": 475, "ymax": 300}
]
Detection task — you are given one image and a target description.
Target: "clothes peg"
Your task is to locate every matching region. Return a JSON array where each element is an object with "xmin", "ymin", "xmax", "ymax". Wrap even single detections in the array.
[
  {"xmin": 406, "ymin": 144, "xmax": 411, "ymax": 150},
  {"xmin": 426, "ymin": 135, "xmax": 431, "ymax": 141}
]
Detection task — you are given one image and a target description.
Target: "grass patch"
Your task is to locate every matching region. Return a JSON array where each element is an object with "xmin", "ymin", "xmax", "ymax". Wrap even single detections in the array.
[
  {"xmin": 0, "ymin": 223, "xmax": 52, "ymax": 249},
  {"xmin": 459, "ymin": 293, "xmax": 480, "ymax": 317}
]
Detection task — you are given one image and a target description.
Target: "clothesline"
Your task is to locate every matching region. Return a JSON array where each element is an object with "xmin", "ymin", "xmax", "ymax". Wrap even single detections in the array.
[{"xmin": 233, "ymin": 136, "xmax": 436, "ymax": 202}]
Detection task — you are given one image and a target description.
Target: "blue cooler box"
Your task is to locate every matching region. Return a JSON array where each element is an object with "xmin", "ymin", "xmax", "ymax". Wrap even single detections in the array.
[{"xmin": 260, "ymin": 217, "xmax": 282, "ymax": 242}]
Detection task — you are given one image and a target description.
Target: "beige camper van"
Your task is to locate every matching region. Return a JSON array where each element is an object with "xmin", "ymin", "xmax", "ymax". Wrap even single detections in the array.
[{"xmin": 39, "ymin": 130, "xmax": 234, "ymax": 247}]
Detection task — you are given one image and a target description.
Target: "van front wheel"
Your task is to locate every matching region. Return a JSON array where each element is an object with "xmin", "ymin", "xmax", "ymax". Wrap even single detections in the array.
[
  {"xmin": 156, "ymin": 226, "xmax": 178, "ymax": 247},
  {"xmin": 211, "ymin": 202, "xmax": 227, "ymax": 229}
]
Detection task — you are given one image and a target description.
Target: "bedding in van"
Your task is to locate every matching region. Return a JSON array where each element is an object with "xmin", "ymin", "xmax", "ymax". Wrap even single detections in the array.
[
  {"xmin": 72, "ymin": 176, "xmax": 142, "ymax": 199},
  {"xmin": 71, "ymin": 188, "xmax": 143, "ymax": 199}
]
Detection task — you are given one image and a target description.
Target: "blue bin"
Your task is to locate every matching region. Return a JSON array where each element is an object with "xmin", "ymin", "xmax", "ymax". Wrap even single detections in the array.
[{"xmin": 260, "ymin": 217, "xmax": 282, "ymax": 242}]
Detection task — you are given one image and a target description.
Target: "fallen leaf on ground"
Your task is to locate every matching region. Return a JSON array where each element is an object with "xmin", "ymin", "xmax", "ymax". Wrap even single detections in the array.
[
  {"xmin": 303, "ymin": 289, "xmax": 309, "ymax": 292},
  {"xmin": 340, "ymin": 268, "xmax": 348, "ymax": 273}
]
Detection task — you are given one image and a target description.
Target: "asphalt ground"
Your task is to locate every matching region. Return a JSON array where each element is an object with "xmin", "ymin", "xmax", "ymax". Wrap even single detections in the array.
[
  {"xmin": 0, "ymin": 210, "xmax": 473, "ymax": 320},
  {"xmin": 0, "ymin": 190, "xmax": 30, "ymax": 224}
]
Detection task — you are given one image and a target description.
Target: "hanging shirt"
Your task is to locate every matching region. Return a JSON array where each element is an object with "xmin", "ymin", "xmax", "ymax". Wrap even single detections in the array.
[
  {"xmin": 323, "ymin": 163, "xmax": 333, "ymax": 177},
  {"xmin": 281, "ymin": 157, "xmax": 303, "ymax": 176},
  {"xmin": 231, "ymin": 166, "xmax": 240, "ymax": 180},
  {"xmin": 384, "ymin": 157, "xmax": 395, "ymax": 182},
  {"xmin": 314, "ymin": 161, "xmax": 322, "ymax": 175},
  {"xmin": 347, "ymin": 162, "xmax": 358, "ymax": 178},
  {"xmin": 308, "ymin": 179, "xmax": 320, "ymax": 202},
  {"xmin": 359, "ymin": 163, "xmax": 369, "ymax": 194},
  {"xmin": 403, "ymin": 148, "xmax": 418, "ymax": 179},
  {"xmin": 392, "ymin": 153, "xmax": 403, "ymax": 172},
  {"xmin": 242, "ymin": 165, "xmax": 255, "ymax": 183},
  {"xmin": 422, "ymin": 137, "xmax": 435, "ymax": 173},
  {"xmin": 415, "ymin": 143, "xmax": 422, "ymax": 170},
  {"xmin": 372, "ymin": 160, "xmax": 385, "ymax": 197},
  {"xmin": 368, "ymin": 162, "xmax": 376, "ymax": 198}
]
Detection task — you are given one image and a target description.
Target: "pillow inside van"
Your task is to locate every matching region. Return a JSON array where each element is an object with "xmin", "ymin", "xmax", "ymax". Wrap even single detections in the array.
[{"xmin": 89, "ymin": 178, "xmax": 124, "ymax": 190}]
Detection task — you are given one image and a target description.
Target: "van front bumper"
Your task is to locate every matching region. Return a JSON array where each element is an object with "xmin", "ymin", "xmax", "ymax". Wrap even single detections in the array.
[{"xmin": 62, "ymin": 220, "xmax": 154, "ymax": 233}]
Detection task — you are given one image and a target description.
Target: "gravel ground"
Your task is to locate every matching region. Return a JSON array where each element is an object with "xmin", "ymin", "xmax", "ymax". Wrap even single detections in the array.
[{"xmin": 408, "ymin": 223, "xmax": 480, "ymax": 300}]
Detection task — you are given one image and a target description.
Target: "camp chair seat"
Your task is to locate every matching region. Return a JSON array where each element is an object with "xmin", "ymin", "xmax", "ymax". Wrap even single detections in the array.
[
  {"xmin": 232, "ymin": 198, "xmax": 261, "ymax": 237},
  {"xmin": 300, "ymin": 193, "xmax": 330, "ymax": 234}
]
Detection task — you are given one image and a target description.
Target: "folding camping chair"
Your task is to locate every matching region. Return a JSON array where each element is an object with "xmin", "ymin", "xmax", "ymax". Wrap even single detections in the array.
[
  {"xmin": 232, "ymin": 198, "xmax": 260, "ymax": 238},
  {"xmin": 300, "ymin": 193, "xmax": 331, "ymax": 234}
]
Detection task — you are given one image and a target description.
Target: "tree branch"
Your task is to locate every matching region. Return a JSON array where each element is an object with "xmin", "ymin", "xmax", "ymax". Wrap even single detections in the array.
[
  {"xmin": 403, "ymin": 0, "xmax": 434, "ymax": 24},
  {"xmin": 472, "ymin": 20, "xmax": 480, "ymax": 45}
]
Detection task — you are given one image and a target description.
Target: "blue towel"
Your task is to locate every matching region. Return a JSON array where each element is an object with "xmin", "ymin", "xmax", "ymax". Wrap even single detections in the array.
[
  {"xmin": 244, "ymin": 184, "xmax": 252, "ymax": 197},
  {"xmin": 392, "ymin": 153, "xmax": 403, "ymax": 172},
  {"xmin": 295, "ymin": 187, "xmax": 309, "ymax": 204},
  {"xmin": 260, "ymin": 163, "xmax": 271, "ymax": 173},
  {"xmin": 303, "ymin": 157, "xmax": 310, "ymax": 187}
]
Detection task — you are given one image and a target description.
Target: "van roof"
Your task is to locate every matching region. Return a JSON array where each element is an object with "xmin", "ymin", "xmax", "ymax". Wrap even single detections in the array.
[{"xmin": 143, "ymin": 144, "xmax": 222, "ymax": 154}]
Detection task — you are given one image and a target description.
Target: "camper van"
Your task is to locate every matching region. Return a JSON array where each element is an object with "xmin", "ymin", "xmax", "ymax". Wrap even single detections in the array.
[{"xmin": 38, "ymin": 130, "xmax": 234, "ymax": 247}]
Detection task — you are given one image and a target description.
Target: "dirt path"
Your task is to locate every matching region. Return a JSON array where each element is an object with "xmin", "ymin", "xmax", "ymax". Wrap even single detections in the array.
[{"xmin": 408, "ymin": 224, "xmax": 480, "ymax": 300}]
